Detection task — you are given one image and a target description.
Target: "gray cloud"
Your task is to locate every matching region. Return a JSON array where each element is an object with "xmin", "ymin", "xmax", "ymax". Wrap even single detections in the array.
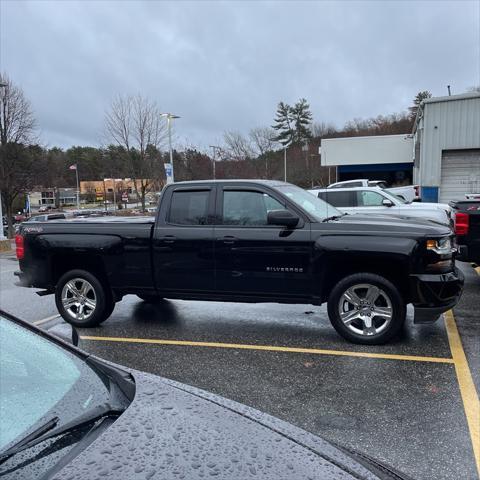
[{"xmin": 1, "ymin": 0, "xmax": 479, "ymax": 150}]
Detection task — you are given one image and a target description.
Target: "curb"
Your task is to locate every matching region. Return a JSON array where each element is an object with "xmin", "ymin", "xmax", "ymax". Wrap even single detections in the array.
[{"xmin": 0, "ymin": 239, "xmax": 12, "ymax": 253}]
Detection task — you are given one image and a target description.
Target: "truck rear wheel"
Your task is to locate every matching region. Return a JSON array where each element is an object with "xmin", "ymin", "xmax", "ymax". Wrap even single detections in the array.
[
  {"xmin": 55, "ymin": 269, "xmax": 114, "ymax": 327},
  {"xmin": 327, "ymin": 273, "xmax": 406, "ymax": 345}
]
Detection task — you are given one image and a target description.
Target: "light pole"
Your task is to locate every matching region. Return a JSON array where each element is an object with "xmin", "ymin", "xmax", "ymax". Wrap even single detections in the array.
[
  {"xmin": 160, "ymin": 113, "xmax": 180, "ymax": 183},
  {"xmin": 209, "ymin": 145, "xmax": 221, "ymax": 180},
  {"xmin": 283, "ymin": 142, "xmax": 292, "ymax": 182},
  {"xmin": 0, "ymin": 82, "xmax": 8, "ymax": 240}
]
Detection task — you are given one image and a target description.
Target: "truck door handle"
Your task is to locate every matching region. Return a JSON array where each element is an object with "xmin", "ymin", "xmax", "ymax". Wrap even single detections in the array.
[
  {"xmin": 219, "ymin": 235, "xmax": 237, "ymax": 245},
  {"xmin": 161, "ymin": 235, "xmax": 176, "ymax": 244}
]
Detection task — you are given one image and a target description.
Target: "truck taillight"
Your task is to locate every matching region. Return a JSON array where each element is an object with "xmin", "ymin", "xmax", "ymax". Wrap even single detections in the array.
[
  {"xmin": 15, "ymin": 234, "xmax": 25, "ymax": 260},
  {"xmin": 454, "ymin": 212, "xmax": 469, "ymax": 236},
  {"xmin": 414, "ymin": 185, "xmax": 419, "ymax": 198}
]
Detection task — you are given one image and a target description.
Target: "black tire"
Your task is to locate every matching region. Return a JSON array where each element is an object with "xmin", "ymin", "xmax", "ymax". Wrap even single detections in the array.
[
  {"xmin": 137, "ymin": 294, "xmax": 164, "ymax": 303},
  {"xmin": 327, "ymin": 272, "xmax": 406, "ymax": 345},
  {"xmin": 55, "ymin": 269, "xmax": 114, "ymax": 327}
]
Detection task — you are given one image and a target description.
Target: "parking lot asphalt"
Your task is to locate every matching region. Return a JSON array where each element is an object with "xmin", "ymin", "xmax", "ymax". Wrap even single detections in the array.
[{"xmin": 0, "ymin": 250, "xmax": 479, "ymax": 480}]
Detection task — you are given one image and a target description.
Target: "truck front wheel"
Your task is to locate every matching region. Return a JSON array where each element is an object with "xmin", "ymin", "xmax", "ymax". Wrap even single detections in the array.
[
  {"xmin": 327, "ymin": 273, "xmax": 406, "ymax": 345},
  {"xmin": 55, "ymin": 269, "xmax": 114, "ymax": 327}
]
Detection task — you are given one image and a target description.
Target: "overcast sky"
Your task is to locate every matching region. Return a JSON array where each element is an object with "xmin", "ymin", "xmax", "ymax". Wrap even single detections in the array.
[{"xmin": 1, "ymin": 0, "xmax": 479, "ymax": 150}]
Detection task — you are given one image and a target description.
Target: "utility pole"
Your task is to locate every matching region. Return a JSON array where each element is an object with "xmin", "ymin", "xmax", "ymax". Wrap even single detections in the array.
[
  {"xmin": 112, "ymin": 178, "xmax": 116, "ymax": 215},
  {"xmin": 209, "ymin": 145, "xmax": 221, "ymax": 180},
  {"xmin": 0, "ymin": 82, "xmax": 7, "ymax": 239},
  {"xmin": 160, "ymin": 113, "xmax": 180, "ymax": 183},
  {"xmin": 282, "ymin": 137, "xmax": 293, "ymax": 182}
]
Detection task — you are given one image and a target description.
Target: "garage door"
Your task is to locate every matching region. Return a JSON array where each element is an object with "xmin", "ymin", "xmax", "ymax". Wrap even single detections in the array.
[{"xmin": 440, "ymin": 149, "xmax": 480, "ymax": 203}]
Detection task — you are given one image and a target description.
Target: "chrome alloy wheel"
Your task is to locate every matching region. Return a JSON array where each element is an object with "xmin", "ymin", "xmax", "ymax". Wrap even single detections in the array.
[
  {"xmin": 338, "ymin": 283, "xmax": 393, "ymax": 336},
  {"xmin": 61, "ymin": 278, "xmax": 97, "ymax": 321}
]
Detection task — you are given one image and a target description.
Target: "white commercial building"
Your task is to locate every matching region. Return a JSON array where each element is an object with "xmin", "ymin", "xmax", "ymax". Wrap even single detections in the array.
[
  {"xmin": 413, "ymin": 92, "xmax": 480, "ymax": 202},
  {"xmin": 320, "ymin": 134, "xmax": 414, "ymax": 187},
  {"xmin": 320, "ymin": 92, "xmax": 480, "ymax": 202}
]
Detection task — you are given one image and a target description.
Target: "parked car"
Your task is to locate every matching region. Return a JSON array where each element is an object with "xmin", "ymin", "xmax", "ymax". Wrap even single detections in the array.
[
  {"xmin": 450, "ymin": 199, "xmax": 480, "ymax": 264},
  {"xmin": 0, "ymin": 310, "xmax": 414, "ymax": 479},
  {"xmin": 14, "ymin": 180, "xmax": 463, "ymax": 345},
  {"xmin": 310, "ymin": 186, "xmax": 451, "ymax": 226},
  {"xmin": 25, "ymin": 213, "xmax": 67, "ymax": 222},
  {"xmin": 327, "ymin": 179, "xmax": 420, "ymax": 202},
  {"xmin": 38, "ymin": 205, "xmax": 55, "ymax": 213}
]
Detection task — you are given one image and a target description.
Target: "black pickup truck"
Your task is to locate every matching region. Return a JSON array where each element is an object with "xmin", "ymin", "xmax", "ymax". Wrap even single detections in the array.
[
  {"xmin": 450, "ymin": 199, "xmax": 480, "ymax": 264},
  {"xmin": 15, "ymin": 180, "xmax": 464, "ymax": 344}
]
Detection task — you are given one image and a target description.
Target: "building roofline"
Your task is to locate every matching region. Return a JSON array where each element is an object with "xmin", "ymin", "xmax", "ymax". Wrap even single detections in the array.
[
  {"xmin": 412, "ymin": 91, "xmax": 480, "ymax": 134},
  {"xmin": 320, "ymin": 133, "xmax": 412, "ymax": 144},
  {"xmin": 422, "ymin": 91, "xmax": 480, "ymax": 105}
]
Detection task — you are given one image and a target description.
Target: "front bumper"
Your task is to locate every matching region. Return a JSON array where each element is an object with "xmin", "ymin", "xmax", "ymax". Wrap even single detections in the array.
[{"xmin": 410, "ymin": 268, "xmax": 464, "ymax": 324}]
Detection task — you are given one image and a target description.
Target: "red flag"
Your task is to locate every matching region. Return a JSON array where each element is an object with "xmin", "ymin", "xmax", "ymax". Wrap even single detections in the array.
[{"xmin": 69, "ymin": 164, "xmax": 77, "ymax": 170}]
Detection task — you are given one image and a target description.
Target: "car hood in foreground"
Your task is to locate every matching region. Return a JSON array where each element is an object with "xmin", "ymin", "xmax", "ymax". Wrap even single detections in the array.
[{"xmin": 52, "ymin": 370, "xmax": 410, "ymax": 480}]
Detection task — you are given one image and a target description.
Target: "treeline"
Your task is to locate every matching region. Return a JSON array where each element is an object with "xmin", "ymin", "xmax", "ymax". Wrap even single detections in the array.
[
  {"xmin": 3, "ymin": 110, "xmax": 417, "ymax": 223},
  {"xmin": 21, "ymin": 109, "xmax": 417, "ymax": 188},
  {"xmin": 1, "ymin": 69, "xmax": 430, "ymax": 236}
]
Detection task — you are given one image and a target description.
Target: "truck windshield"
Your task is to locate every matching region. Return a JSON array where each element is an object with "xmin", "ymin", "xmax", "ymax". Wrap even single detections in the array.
[{"xmin": 276, "ymin": 185, "xmax": 342, "ymax": 222}]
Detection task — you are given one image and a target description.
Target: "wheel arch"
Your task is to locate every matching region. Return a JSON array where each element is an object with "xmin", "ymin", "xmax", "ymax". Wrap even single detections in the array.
[
  {"xmin": 319, "ymin": 254, "xmax": 411, "ymax": 303},
  {"xmin": 50, "ymin": 253, "xmax": 110, "ymax": 290}
]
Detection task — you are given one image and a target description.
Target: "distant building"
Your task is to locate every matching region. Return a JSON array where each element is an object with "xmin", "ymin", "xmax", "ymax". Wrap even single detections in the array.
[
  {"xmin": 29, "ymin": 188, "xmax": 77, "ymax": 210},
  {"xmin": 319, "ymin": 92, "xmax": 480, "ymax": 202},
  {"xmin": 320, "ymin": 134, "xmax": 414, "ymax": 187},
  {"xmin": 80, "ymin": 178, "xmax": 156, "ymax": 202}
]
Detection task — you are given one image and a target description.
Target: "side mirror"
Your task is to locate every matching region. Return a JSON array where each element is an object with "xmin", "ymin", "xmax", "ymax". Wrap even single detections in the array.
[
  {"xmin": 382, "ymin": 199, "xmax": 394, "ymax": 207},
  {"xmin": 267, "ymin": 209, "xmax": 299, "ymax": 228},
  {"xmin": 47, "ymin": 323, "xmax": 79, "ymax": 346}
]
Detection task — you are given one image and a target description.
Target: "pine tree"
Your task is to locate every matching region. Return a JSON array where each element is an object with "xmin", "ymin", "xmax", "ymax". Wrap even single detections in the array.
[
  {"xmin": 409, "ymin": 90, "xmax": 432, "ymax": 120},
  {"xmin": 291, "ymin": 98, "xmax": 313, "ymax": 143},
  {"xmin": 272, "ymin": 102, "xmax": 294, "ymax": 146}
]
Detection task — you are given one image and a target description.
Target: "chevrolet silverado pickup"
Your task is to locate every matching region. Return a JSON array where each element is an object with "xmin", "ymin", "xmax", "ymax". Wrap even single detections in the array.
[{"xmin": 15, "ymin": 180, "xmax": 464, "ymax": 344}]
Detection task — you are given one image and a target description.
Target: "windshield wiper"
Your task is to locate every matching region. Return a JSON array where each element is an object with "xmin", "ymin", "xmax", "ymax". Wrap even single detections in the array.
[
  {"xmin": 0, "ymin": 417, "xmax": 59, "ymax": 463},
  {"xmin": 322, "ymin": 213, "xmax": 346, "ymax": 222},
  {"xmin": 0, "ymin": 403, "xmax": 124, "ymax": 463}
]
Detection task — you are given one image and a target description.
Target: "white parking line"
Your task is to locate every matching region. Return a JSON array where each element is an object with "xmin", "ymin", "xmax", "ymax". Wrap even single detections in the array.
[{"xmin": 33, "ymin": 314, "xmax": 61, "ymax": 326}]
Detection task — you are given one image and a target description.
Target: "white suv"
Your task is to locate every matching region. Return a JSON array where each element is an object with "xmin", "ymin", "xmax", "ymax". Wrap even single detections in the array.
[
  {"xmin": 309, "ymin": 186, "xmax": 451, "ymax": 226},
  {"xmin": 327, "ymin": 179, "xmax": 420, "ymax": 202}
]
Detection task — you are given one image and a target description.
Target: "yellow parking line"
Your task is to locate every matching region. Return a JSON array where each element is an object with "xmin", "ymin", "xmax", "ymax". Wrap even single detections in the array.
[
  {"xmin": 444, "ymin": 310, "xmax": 480, "ymax": 476},
  {"xmin": 80, "ymin": 335, "xmax": 454, "ymax": 364}
]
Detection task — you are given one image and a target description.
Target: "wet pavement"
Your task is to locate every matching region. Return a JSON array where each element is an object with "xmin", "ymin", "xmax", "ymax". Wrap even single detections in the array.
[{"xmin": 1, "ymin": 249, "xmax": 479, "ymax": 480}]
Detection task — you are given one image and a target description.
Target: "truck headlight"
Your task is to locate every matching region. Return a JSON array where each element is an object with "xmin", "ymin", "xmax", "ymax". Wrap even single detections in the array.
[{"xmin": 426, "ymin": 237, "xmax": 452, "ymax": 255}]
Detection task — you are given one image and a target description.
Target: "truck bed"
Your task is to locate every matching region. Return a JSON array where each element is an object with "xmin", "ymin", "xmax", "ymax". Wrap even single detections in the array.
[{"xmin": 19, "ymin": 216, "xmax": 156, "ymax": 292}]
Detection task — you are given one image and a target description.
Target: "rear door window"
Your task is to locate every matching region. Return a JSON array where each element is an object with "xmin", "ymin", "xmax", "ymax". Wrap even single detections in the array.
[
  {"xmin": 317, "ymin": 191, "xmax": 354, "ymax": 207},
  {"xmin": 168, "ymin": 190, "xmax": 210, "ymax": 225}
]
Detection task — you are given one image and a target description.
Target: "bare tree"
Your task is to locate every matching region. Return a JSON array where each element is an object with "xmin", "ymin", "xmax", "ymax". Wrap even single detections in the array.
[
  {"xmin": 311, "ymin": 121, "xmax": 337, "ymax": 138},
  {"xmin": 0, "ymin": 73, "xmax": 38, "ymax": 237},
  {"xmin": 248, "ymin": 127, "xmax": 278, "ymax": 178},
  {"xmin": 222, "ymin": 131, "xmax": 254, "ymax": 161},
  {"xmin": 105, "ymin": 94, "xmax": 167, "ymax": 210},
  {"xmin": 248, "ymin": 127, "xmax": 277, "ymax": 155}
]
